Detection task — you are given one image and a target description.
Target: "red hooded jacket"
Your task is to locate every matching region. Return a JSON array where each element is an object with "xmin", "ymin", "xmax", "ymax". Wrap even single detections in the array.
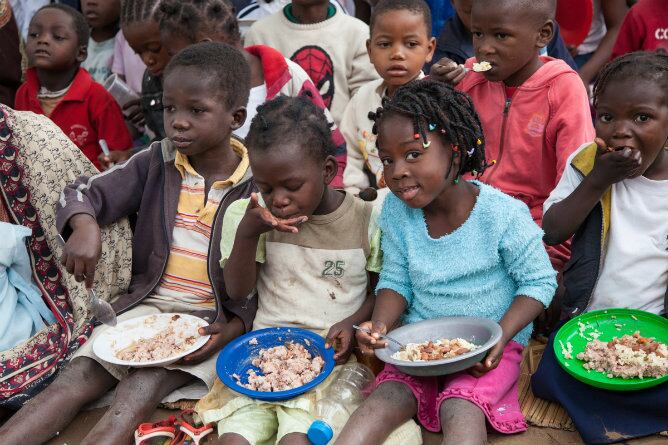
[{"xmin": 458, "ymin": 56, "xmax": 595, "ymax": 270}]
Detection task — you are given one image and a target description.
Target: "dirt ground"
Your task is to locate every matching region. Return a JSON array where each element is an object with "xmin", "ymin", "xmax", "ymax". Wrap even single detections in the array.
[{"xmin": 41, "ymin": 407, "xmax": 667, "ymax": 445}]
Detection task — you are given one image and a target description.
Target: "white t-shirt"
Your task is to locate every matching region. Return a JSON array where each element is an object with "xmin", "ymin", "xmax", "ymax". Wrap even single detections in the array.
[
  {"xmin": 233, "ymin": 83, "xmax": 267, "ymax": 140},
  {"xmin": 545, "ymin": 144, "xmax": 668, "ymax": 314},
  {"xmin": 82, "ymin": 38, "xmax": 115, "ymax": 84}
]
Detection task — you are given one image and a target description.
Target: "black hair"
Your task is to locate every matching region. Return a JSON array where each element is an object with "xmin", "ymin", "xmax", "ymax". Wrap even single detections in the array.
[
  {"xmin": 34, "ymin": 4, "xmax": 90, "ymax": 47},
  {"xmin": 157, "ymin": 0, "xmax": 241, "ymax": 45},
  {"xmin": 120, "ymin": 0, "xmax": 160, "ymax": 25},
  {"xmin": 163, "ymin": 41, "xmax": 250, "ymax": 108},
  {"xmin": 370, "ymin": 79, "xmax": 490, "ymax": 179},
  {"xmin": 476, "ymin": 0, "xmax": 554, "ymax": 25},
  {"xmin": 246, "ymin": 95, "xmax": 336, "ymax": 162},
  {"xmin": 370, "ymin": 0, "xmax": 431, "ymax": 36},
  {"xmin": 593, "ymin": 51, "xmax": 668, "ymax": 108}
]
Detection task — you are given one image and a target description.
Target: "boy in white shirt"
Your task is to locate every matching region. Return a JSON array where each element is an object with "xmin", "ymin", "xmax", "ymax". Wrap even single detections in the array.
[{"xmin": 341, "ymin": 0, "xmax": 435, "ymax": 196}]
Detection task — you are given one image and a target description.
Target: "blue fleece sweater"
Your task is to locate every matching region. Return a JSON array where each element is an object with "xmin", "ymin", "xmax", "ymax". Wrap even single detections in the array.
[{"xmin": 376, "ymin": 182, "xmax": 556, "ymax": 346}]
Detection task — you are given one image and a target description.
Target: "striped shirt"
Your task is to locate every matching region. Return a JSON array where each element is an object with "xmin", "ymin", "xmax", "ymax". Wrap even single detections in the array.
[{"xmin": 152, "ymin": 139, "xmax": 249, "ymax": 308}]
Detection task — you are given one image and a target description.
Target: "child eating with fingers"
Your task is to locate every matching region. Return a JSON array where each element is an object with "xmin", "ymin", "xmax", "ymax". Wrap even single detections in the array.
[
  {"xmin": 532, "ymin": 51, "xmax": 668, "ymax": 445},
  {"xmin": 334, "ymin": 80, "xmax": 556, "ymax": 445},
  {"xmin": 196, "ymin": 95, "xmax": 422, "ymax": 445}
]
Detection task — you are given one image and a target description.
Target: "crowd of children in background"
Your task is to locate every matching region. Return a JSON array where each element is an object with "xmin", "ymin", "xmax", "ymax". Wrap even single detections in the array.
[{"xmin": 0, "ymin": 0, "xmax": 666, "ymax": 444}]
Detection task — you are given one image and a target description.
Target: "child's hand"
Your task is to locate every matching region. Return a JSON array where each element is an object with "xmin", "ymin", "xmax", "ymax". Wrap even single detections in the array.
[
  {"xmin": 589, "ymin": 137, "xmax": 643, "ymax": 189},
  {"xmin": 60, "ymin": 214, "xmax": 102, "ymax": 288},
  {"xmin": 429, "ymin": 58, "xmax": 468, "ymax": 86},
  {"xmin": 469, "ymin": 340, "xmax": 505, "ymax": 377},
  {"xmin": 240, "ymin": 193, "xmax": 308, "ymax": 238},
  {"xmin": 123, "ymin": 99, "xmax": 145, "ymax": 127},
  {"xmin": 355, "ymin": 320, "xmax": 388, "ymax": 355},
  {"xmin": 98, "ymin": 150, "xmax": 133, "ymax": 171},
  {"xmin": 179, "ymin": 316, "xmax": 245, "ymax": 365},
  {"xmin": 325, "ymin": 320, "xmax": 355, "ymax": 364}
]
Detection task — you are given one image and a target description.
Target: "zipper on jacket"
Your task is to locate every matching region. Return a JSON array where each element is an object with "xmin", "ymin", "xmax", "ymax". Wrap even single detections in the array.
[
  {"xmin": 206, "ymin": 178, "xmax": 255, "ymax": 323},
  {"xmin": 117, "ymin": 160, "xmax": 171, "ymax": 316},
  {"xmin": 486, "ymin": 97, "xmax": 512, "ymax": 183}
]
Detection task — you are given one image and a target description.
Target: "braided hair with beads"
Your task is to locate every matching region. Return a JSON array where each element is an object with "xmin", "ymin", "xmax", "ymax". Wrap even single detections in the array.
[
  {"xmin": 592, "ymin": 51, "xmax": 668, "ymax": 109},
  {"xmin": 370, "ymin": 79, "xmax": 491, "ymax": 181},
  {"xmin": 120, "ymin": 0, "xmax": 161, "ymax": 25},
  {"xmin": 157, "ymin": 0, "xmax": 241, "ymax": 45}
]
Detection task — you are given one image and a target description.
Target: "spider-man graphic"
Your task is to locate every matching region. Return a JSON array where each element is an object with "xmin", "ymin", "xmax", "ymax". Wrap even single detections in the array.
[{"xmin": 291, "ymin": 45, "xmax": 335, "ymax": 109}]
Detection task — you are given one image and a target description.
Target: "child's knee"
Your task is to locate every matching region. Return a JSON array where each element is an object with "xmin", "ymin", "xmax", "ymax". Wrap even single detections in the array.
[
  {"xmin": 374, "ymin": 380, "xmax": 417, "ymax": 407},
  {"xmin": 439, "ymin": 399, "xmax": 487, "ymax": 445}
]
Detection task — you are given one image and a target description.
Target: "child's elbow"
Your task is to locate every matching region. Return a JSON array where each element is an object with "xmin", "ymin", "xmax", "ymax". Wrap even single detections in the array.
[{"xmin": 542, "ymin": 230, "xmax": 562, "ymax": 246}]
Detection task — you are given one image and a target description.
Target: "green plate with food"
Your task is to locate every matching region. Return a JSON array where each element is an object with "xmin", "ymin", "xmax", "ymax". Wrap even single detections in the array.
[{"xmin": 553, "ymin": 308, "xmax": 668, "ymax": 391}]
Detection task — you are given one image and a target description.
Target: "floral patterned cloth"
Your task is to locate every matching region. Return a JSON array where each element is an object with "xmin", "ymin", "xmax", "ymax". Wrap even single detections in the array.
[{"xmin": 0, "ymin": 105, "xmax": 132, "ymax": 409}]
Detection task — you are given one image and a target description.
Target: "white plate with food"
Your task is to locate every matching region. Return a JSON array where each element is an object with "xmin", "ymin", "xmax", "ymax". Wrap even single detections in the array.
[{"xmin": 93, "ymin": 313, "xmax": 210, "ymax": 367}]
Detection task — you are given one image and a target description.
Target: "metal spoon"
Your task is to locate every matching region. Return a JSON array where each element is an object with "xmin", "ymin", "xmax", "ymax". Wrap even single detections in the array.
[
  {"xmin": 56, "ymin": 235, "xmax": 117, "ymax": 326},
  {"xmin": 353, "ymin": 324, "xmax": 406, "ymax": 350}
]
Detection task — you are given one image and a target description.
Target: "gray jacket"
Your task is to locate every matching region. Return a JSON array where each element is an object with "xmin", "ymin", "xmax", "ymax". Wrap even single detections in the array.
[{"xmin": 57, "ymin": 139, "xmax": 258, "ymax": 330}]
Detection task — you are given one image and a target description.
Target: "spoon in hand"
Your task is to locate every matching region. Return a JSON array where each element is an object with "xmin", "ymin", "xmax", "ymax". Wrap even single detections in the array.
[
  {"xmin": 56, "ymin": 234, "xmax": 117, "ymax": 326},
  {"xmin": 353, "ymin": 325, "xmax": 406, "ymax": 350}
]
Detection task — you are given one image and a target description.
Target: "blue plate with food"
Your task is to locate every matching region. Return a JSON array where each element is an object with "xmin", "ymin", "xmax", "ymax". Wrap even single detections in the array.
[{"xmin": 217, "ymin": 327, "xmax": 336, "ymax": 401}]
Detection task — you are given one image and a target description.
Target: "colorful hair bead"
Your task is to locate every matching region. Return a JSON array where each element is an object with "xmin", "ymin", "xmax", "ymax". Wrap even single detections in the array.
[
  {"xmin": 440, "ymin": 129, "xmax": 447, "ymax": 134},
  {"xmin": 428, "ymin": 123, "xmax": 437, "ymax": 131},
  {"xmin": 491, "ymin": 159, "xmax": 497, "ymax": 165},
  {"xmin": 423, "ymin": 140, "xmax": 432, "ymax": 148},
  {"xmin": 454, "ymin": 178, "xmax": 459, "ymax": 184},
  {"xmin": 452, "ymin": 145, "xmax": 459, "ymax": 152},
  {"xmin": 414, "ymin": 133, "xmax": 420, "ymax": 140},
  {"xmin": 467, "ymin": 147, "xmax": 475, "ymax": 155},
  {"xmin": 477, "ymin": 138, "xmax": 482, "ymax": 145}
]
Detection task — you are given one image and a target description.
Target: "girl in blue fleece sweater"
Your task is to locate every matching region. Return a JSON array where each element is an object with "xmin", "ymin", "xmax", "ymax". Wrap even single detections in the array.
[{"xmin": 335, "ymin": 80, "xmax": 556, "ymax": 445}]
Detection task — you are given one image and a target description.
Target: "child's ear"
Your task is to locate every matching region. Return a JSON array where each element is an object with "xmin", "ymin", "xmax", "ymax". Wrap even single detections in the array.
[
  {"xmin": 76, "ymin": 44, "xmax": 87, "ymax": 63},
  {"xmin": 537, "ymin": 19, "xmax": 554, "ymax": 49},
  {"xmin": 425, "ymin": 36, "xmax": 437, "ymax": 63},
  {"xmin": 323, "ymin": 155, "xmax": 338, "ymax": 185},
  {"xmin": 366, "ymin": 38, "xmax": 371, "ymax": 56},
  {"xmin": 230, "ymin": 106, "xmax": 247, "ymax": 131}
]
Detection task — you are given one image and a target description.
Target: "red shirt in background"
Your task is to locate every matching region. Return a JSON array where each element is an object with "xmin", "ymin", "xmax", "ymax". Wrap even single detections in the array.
[
  {"xmin": 611, "ymin": 0, "xmax": 668, "ymax": 59},
  {"xmin": 14, "ymin": 68, "xmax": 132, "ymax": 169}
]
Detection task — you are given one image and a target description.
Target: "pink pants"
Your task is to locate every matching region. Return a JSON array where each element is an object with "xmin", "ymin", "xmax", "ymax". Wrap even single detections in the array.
[{"xmin": 376, "ymin": 341, "xmax": 527, "ymax": 434}]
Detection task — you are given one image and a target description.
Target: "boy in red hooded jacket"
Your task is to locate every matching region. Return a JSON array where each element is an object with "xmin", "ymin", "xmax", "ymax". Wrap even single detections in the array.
[{"xmin": 431, "ymin": 0, "xmax": 594, "ymax": 272}]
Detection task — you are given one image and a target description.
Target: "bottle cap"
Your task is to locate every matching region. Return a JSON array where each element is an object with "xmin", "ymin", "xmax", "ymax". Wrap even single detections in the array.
[{"xmin": 307, "ymin": 420, "xmax": 334, "ymax": 445}]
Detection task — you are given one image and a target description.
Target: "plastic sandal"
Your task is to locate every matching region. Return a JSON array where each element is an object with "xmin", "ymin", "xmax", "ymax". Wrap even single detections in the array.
[
  {"xmin": 134, "ymin": 416, "xmax": 177, "ymax": 445},
  {"xmin": 176, "ymin": 409, "xmax": 214, "ymax": 445}
]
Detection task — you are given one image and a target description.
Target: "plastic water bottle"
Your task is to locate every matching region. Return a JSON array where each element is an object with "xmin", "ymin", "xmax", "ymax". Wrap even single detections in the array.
[{"xmin": 307, "ymin": 363, "xmax": 375, "ymax": 445}]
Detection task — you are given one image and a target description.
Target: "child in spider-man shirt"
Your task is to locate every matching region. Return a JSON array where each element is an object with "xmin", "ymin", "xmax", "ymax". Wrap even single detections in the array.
[{"xmin": 244, "ymin": 0, "xmax": 378, "ymax": 126}]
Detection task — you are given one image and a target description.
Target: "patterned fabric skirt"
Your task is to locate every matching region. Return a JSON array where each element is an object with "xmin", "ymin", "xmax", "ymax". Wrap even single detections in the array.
[{"xmin": 0, "ymin": 105, "xmax": 132, "ymax": 409}]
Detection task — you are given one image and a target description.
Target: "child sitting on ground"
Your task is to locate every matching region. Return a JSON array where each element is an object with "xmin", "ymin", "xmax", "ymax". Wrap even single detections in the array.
[
  {"xmin": 244, "ymin": 0, "xmax": 379, "ymax": 125},
  {"xmin": 532, "ymin": 51, "xmax": 668, "ymax": 445},
  {"xmin": 195, "ymin": 95, "xmax": 421, "ymax": 445},
  {"xmin": 334, "ymin": 80, "xmax": 557, "ymax": 445},
  {"xmin": 430, "ymin": 0, "xmax": 594, "ymax": 273},
  {"xmin": 156, "ymin": 0, "xmax": 348, "ymax": 188},
  {"xmin": 0, "ymin": 42, "xmax": 256, "ymax": 445},
  {"xmin": 14, "ymin": 4, "xmax": 132, "ymax": 170},
  {"xmin": 341, "ymin": 0, "xmax": 435, "ymax": 196},
  {"xmin": 80, "ymin": 0, "xmax": 120, "ymax": 83}
]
